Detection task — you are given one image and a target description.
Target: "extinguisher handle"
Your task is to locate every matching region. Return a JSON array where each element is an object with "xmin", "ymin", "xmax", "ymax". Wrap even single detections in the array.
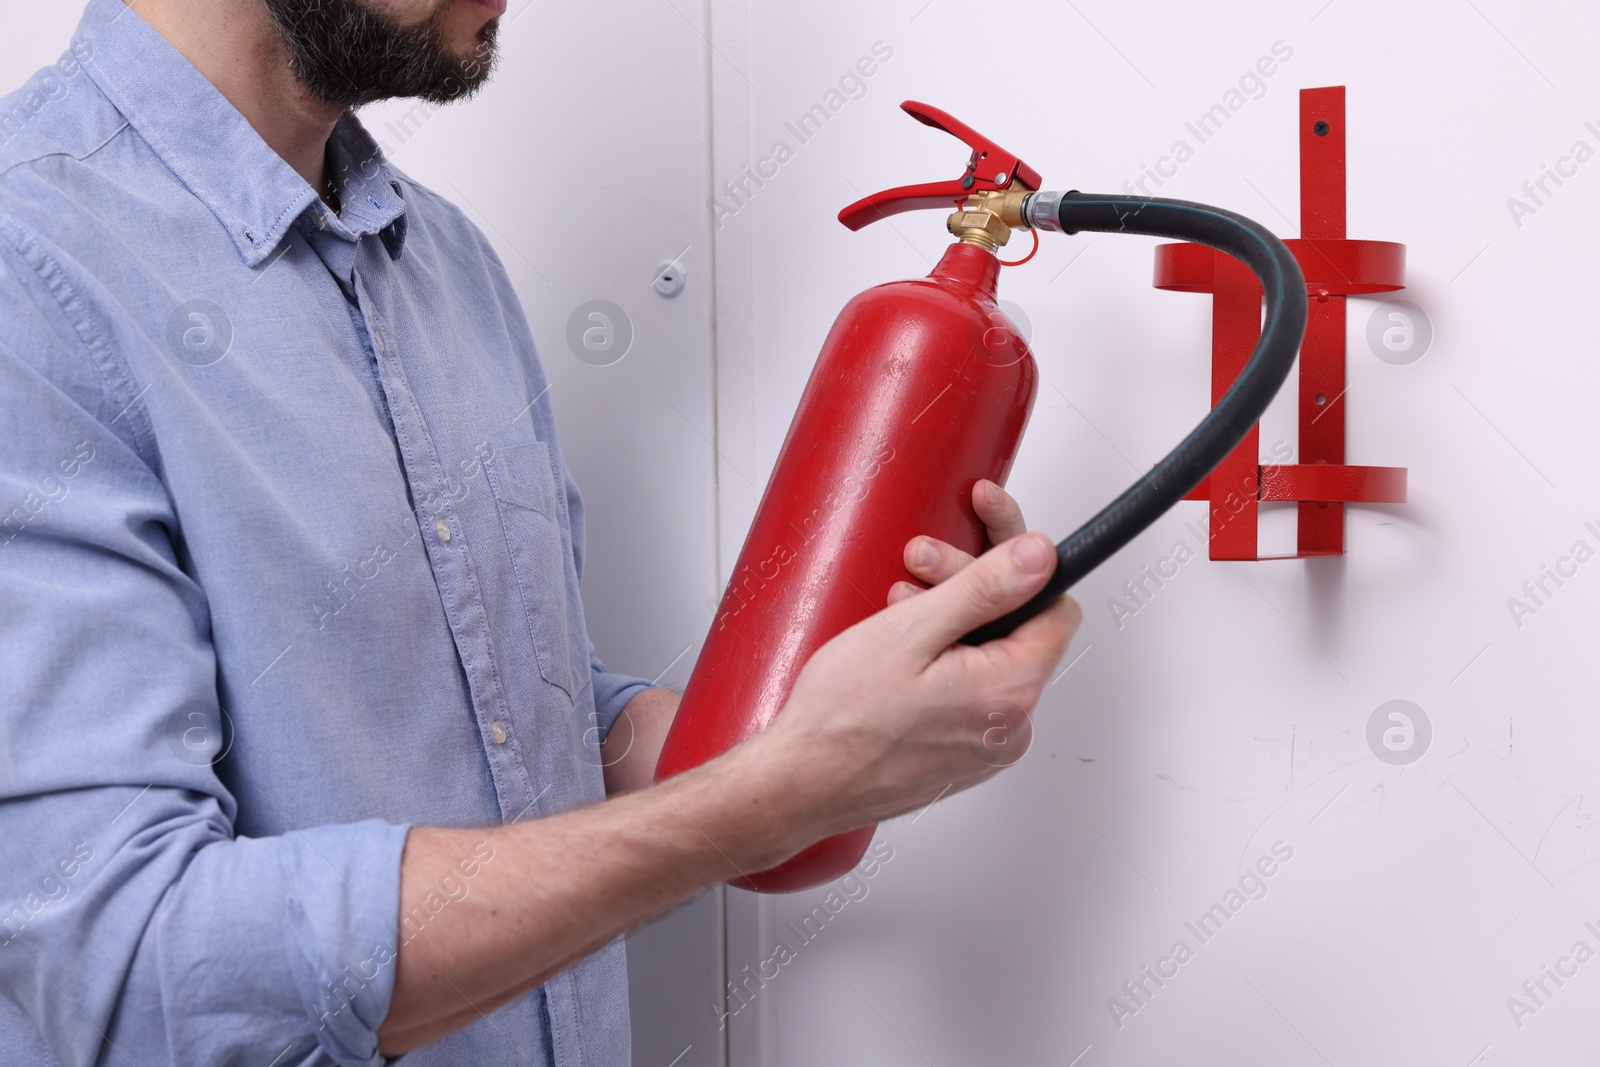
[
  {"xmin": 960, "ymin": 191, "xmax": 1308, "ymax": 646},
  {"xmin": 837, "ymin": 101, "xmax": 1043, "ymax": 231}
]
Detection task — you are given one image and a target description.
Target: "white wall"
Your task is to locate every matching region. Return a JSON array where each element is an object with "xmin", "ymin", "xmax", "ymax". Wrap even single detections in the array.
[{"xmin": 710, "ymin": 1, "xmax": 1600, "ymax": 1065}]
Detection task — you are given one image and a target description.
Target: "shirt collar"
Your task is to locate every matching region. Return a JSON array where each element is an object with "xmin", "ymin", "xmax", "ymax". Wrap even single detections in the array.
[
  {"xmin": 324, "ymin": 114, "xmax": 409, "ymax": 260},
  {"xmin": 75, "ymin": 0, "xmax": 408, "ymax": 267}
]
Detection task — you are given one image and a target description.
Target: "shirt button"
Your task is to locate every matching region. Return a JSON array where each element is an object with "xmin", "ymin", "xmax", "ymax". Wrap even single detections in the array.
[
  {"xmin": 371, "ymin": 329, "xmax": 385, "ymax": 353},
  {"xmin": 490, "ymin": 721, "xmax": 508, "ymax": 745},
  {"xmin": 434, "ymin": 518, "xmax": 451, "ymax": 543}
]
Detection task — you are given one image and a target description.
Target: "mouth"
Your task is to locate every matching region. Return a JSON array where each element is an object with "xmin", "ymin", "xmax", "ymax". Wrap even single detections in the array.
[{"xmin": 468, "ymin": 0, "xmax": 508, "ymax": 15}]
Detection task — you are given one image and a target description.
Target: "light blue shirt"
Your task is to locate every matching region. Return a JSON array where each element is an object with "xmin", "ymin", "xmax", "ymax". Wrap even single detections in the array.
[{"xmin": 0, "ymin": 2, "xmax": 652, "ymax": 1063}]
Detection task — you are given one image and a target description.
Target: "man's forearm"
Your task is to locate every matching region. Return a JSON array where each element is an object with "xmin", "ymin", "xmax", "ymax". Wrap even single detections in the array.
[{"xmin": 377, "ymin": 735, "xmax": 802, "ymax": 1055}]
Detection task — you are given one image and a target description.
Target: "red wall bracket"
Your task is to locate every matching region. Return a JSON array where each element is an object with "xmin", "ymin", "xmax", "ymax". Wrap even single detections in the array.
[{"xmin": 1153, "ymin": 85, "xmax": 1407, "ymax": 560}]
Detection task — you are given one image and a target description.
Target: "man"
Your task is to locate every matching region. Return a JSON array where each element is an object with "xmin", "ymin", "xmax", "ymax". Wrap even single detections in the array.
[{"xmin": 0, "ymin": 0, "xmax": 1079, "ymax": 1063}]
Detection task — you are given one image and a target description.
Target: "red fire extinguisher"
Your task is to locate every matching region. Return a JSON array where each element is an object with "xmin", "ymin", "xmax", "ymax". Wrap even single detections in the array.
[{"xmin": 654, "ymin": 102, "xmax": 1308, "ymax": 893}]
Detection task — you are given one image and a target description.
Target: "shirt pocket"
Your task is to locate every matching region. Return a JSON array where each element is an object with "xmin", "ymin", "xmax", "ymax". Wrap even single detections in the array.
[{"xmin": 485, "ymin": 440, "xmax": 586, "ymax": 702}]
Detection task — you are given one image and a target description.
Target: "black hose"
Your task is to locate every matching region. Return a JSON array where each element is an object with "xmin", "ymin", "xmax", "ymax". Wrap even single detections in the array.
[{"xmin": 961, "ymin": 191, "xmax": 1306, "ymax": 645}]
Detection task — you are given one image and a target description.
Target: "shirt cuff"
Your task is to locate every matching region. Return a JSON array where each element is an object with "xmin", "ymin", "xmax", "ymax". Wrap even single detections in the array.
[
  {"xmin": 589, "ymin": 649, "xmax": 655, "ymax": 739},
  {"xmin": 279, "ymin": 819, "xmax": 412, "ymax": 1065}
]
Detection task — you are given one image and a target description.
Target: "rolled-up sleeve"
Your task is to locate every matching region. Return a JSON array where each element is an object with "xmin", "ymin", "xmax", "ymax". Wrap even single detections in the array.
[
  {"xmin": 588, "ymin": 646, "xmax": 656, "ymax": 738},
  {"xmin": 0, "ymin": 229, "xmax": 408, "ymax": 1066}
]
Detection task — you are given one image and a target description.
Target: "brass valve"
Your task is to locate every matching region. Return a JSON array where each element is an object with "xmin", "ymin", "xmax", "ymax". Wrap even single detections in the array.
[{"xmin": 945, "ymin": 187, "xmax": 1033, "ymax": 253}]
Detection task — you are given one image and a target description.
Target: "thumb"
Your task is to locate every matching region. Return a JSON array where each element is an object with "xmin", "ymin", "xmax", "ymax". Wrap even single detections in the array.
[{"xmin": 891, "ymin": 533, "xmax": 1059, "ymax": 653}]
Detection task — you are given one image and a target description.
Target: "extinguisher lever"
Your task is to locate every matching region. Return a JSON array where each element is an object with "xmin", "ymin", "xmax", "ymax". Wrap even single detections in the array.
[{"xmin": 838, "ymin": 101, "xmax": 1043, "ymax": 231}]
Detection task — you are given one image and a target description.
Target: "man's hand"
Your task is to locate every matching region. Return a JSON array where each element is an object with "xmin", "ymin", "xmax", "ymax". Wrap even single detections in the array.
[{"xmin": 737, "ymin": 478, "xmax": 1081, "ymax": 855}]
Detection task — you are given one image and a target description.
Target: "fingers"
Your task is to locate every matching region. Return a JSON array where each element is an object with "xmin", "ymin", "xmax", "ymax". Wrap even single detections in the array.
[
  {"xmin": 886, "ymin": 580, "xmax": 923, "ymax": 607},
  {"xmin": 887, "ymin": 534, "xmax": 968, "ymax": 607},
  {"xmin": 890, "ymin": 481, "xmax": 1026, "ymax": 606},
  {"xmin": 889, "ymin": 532, "xmax": 1060, "ymax": 654},
  {"xmin": 972, "ymin": 479, "xmax": 1026, "ymax": 546}
]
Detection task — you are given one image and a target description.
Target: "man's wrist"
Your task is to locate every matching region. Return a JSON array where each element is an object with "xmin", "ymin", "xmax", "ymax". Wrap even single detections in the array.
[{"xmin": 664, "ymin": 730, "xmax": 837, "ymax": 875}]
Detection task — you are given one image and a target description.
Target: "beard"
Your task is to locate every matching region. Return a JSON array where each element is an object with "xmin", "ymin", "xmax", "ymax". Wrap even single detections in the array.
[{"xmin": 261, "ymin": 0, "xmax": 499, "ymax": 108}]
